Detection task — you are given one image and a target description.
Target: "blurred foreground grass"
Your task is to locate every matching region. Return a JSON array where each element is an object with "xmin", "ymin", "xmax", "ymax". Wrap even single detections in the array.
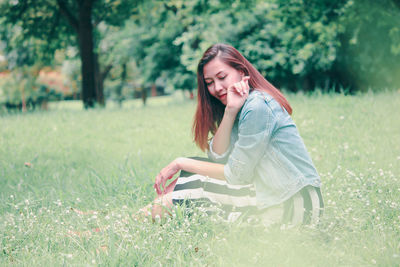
[{"xmin": 1, "ymin": 91, "xmax": 400, "ymax": 266}]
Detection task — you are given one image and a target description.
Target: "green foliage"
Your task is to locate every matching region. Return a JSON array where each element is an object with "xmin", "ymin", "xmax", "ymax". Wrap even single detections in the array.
[
  {"xmin": 127, "ymin": 2, "xmax": 188, "ymax": 88},
  {"xmin": 0, "ymin": 68, "xmax": 37, "ymax": 105},
  {"xmin": 336, "ymin": 0, "xmax": 400, "ymax": 91},
  {"xmin": 0, "ymin": 0, "xmax": 74, "ymax": 66},
  {"xmin": 0, "ymin": 0, "xmax": 140, "ymax": 67},
  {"xmin": 0, "ymin": 66, "xmax": 68, "ymax": 108},
  {"xmin": 0, "ymin": 0, "xmax": 141, "ymax": 107},
  {"xmin": 0, "ymin": 72, "xmax": 22, "ymax": 105},
  {"xmin": 131, "ymin": 0, "xmax": 400, "ymax": 92},
  {"xmin": 123, "ymin": 0, "xmax": 348, "ymax": 91},
  {"xmin": 1, "ymin": 0, "xmax": 400, "ymax": 100}
]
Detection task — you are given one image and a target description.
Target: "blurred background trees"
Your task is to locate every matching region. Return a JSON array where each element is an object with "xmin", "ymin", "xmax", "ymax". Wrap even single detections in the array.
[
  {"xmin": 1, "ymin": 0, "xmax": 399, "ymax": 110},
  {"xmin": 0, "ymin": 0, "xmax": 141, "ymax": 108}
]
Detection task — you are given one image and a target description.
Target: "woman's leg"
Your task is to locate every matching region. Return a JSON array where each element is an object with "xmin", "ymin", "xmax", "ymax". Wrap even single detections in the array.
[
  {"xmin": 137, "ymin": 157, "xmax": 211, "ymax": 219},
  {"xmin": 137, "ymin": 157, "xmax": 218, "ymax": 220}
]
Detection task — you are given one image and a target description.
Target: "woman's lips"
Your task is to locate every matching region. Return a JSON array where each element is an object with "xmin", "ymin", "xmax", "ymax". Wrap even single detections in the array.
[{"xmin": 219, "ymin": 93, "xmax": 226, "ymax": 100}]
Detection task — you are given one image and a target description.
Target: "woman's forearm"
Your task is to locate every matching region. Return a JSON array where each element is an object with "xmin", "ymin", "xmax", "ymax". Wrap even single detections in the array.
[
  {"xmin": 211, "ymin": 107, "xmax": 238, "ymax": 155},
  {"xmin": 175, "ymin": 157, "xmax": 226, "ymax": 180}
]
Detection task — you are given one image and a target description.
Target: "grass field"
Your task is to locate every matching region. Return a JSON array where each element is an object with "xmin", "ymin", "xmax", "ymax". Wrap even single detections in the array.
[{"xmin": 1, "ymin": 91, "xmax": 400, "ymax": 266}]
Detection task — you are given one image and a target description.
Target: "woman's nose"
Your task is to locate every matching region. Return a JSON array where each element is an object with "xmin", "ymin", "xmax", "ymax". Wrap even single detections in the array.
[{"xmin": 214, "ymin": 80, "xmax": 224, "ymax": 92}]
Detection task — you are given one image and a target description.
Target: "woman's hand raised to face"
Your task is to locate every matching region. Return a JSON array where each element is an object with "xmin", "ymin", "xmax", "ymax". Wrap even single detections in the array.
[{"xmin": 226, "ymin": 76, "xmax": 250, "ymax": 113}]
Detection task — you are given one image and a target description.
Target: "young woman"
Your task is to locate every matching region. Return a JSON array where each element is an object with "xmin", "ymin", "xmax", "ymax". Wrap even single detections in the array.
[{"xmin": 142, "ymin": 43, "xmax": 323, "ymax": 226}]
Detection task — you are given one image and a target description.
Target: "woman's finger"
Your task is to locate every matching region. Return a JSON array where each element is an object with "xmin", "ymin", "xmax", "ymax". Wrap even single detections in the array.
[
  {"xmin": 154, "ymin": 174, "xmax": 163, "ymax": 195},
  {"xmin": 239, "ymin": 81, "xmax": 246, "ymax": 95},
  {"xmin": 239, "ymin": 81, "xmax": 248, "ymax": 96},
  {"xmin": 161, "ymin": 178, "xmax": 167, "ymax": 194},
  {"xmin": 154, "ymin": 182, "xmax": 161, "ymax": 196},
  {"xmin": 161, "ymin": 172, "xmax": 173, "ymax": 194},
  {"xmin": 243, "ymin": 77, "xmax": 250, "ymax": 90},
  {"xmin": 234, "ymin": 82, "xmax": 244, "ymax": 96},
  {"xmin": 240, "ymin": 81, "xmax": 247, "ymax": 93},
  {"xmin": 237, "ymin": 76, "xmax": 250, "ymax": 95},
  {"xmin": 164, "ymin": 178, "xmax": 178, "ymax": 194},
  {"xmin": 243, "ymin": 77, "xmax": 250, "ymax": 93}
]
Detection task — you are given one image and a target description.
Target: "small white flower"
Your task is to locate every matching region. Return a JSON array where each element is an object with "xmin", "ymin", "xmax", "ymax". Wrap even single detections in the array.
[{"xmin": 203, "ymin": 233, "xmax": 208, "ymax": 238}]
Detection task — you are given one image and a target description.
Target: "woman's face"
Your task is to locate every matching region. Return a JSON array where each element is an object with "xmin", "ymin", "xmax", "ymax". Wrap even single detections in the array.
[{"xmin": 203, "ymin": 57, "xmax": 243, "ymax": 105}]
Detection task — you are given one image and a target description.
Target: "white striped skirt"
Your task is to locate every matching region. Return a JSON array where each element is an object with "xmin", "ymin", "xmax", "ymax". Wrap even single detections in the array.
[{"xmin": 171, "ymin": 172, "xmax": 323, "ymax": 226}]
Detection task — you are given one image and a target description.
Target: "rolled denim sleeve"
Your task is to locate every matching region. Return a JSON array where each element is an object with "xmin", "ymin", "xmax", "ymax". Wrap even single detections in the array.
[
  {"xmin": 207, "ymin": 137, "xmax": 232, "ymax": 163},
  {"xmin": 207, "ymin": 122, "xmax": 238, "ymax": 163},
  {"xmin": 224, "ymin": 96, "xmax": 276, "ymax": 185}
]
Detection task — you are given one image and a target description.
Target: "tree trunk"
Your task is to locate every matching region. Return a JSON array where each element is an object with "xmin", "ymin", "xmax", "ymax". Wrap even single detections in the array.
[
  {"xmin": 78, "ymin": 1, "xmax": 96, "ymax": 108},
  {"xmin": 151, "ymin": 83, "xmax": 157, "ymax": 96},
  {"xmin": 94, "ymin": 53, "xmax": 112, "ymax": 107},
  {"xmin": 94, "ymin": 52, "xmax": 105, "ymax": 106},
  {"xmin": 116, "ymin": 63, "xmax": 127, "ymax": 107}
]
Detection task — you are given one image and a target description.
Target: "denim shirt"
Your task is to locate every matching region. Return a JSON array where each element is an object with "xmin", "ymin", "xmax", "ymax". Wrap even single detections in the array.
[{"xmin": 208, "ymin": 90, "xmax": 321, "ymax": 209}]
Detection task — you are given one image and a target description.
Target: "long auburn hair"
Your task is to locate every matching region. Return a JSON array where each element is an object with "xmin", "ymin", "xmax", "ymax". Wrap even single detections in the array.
[{"xmin": 193, "ymin": 43, "xmax": 292, "ymax": 151}]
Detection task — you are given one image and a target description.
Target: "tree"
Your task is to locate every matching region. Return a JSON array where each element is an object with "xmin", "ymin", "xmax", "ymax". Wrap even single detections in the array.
[
  {"xmin": 121, "ymin": 0, "xmax": 241, "ymax": 94},
  {"xmin": 335, "ymin": 0, "xmax": 400, "ymax": 91},
  {"xmin": 0, "ymin": 0, "xmax": 140, "ymax": 108}
]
